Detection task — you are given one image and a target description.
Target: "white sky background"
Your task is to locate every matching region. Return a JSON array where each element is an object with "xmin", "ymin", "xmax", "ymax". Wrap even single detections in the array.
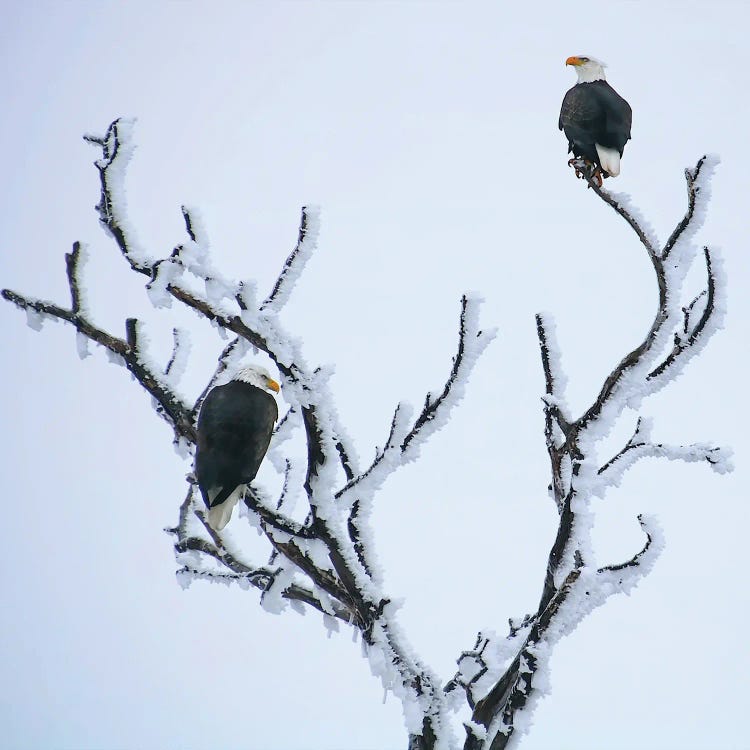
[{"xmin": 1, "ymin": 2, "xmax": 748, "ymax": 748}]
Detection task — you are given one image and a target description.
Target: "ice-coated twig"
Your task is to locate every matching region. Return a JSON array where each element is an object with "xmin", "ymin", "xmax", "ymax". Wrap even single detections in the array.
[
  {"xmin": 177, "ymin": 533, "xmax": 265, "ymax": 578},
  {"xmin": 596, "ymin": 415, "xmax": 649, "ymax": 478},
  {"xmin": 661, "ymin": 156, "xmax": 711, "ymax": 261},
  {"xmin": 335, "ymin": 401, "xmax": 412, "ymax": 501},
  {"xmin": 176, "ymin": 532, "xmax": 353, "ymax": 621},
  {"xmin": 598, "ymin": 514, "xmax": 663, "ymax": 576},
  {"xmin": 648, "ymin": 247, "xmax": 723, "ymax": 386},
  {"xmin": 83, "ymin": 119, "xmax": 148, "ymax": 268},
  {"xmin": 261, "ymin": 206, "xmax": 320, "ymax": 313},
  {"xmin": 163, "ymin": 327, "xmax": 191, "ymax": 387},
  {"xmin": 595, "ymin": 417, "xmax": 732, "ymax": 494},
  {"xmin": 450, "ymin": 632, "xmax": 491, "ymax": 699},
  {"xmin": 333, "ymin": 295, "xmax": 492, "ymax": 504},
  {"xmin": 187, "ymin": 488, "xmax": 351, "ymax": 620},
  {"xmin": 1, "ymin": 286, "xmax": 197, "ymax": 443},
  {"xmin": 535, "ymin": 313, "xmax": 566, "ymax": 403},
  {"xmin": 536, "ymin": 313, "xmax": 573, "ymax": 510},
  {"xmin": 241, "ymin": 486, "xmax": 315, "ymax": 539},
  {"xmin": 64, "ymin": 241, "xmax": 87, "ymax": 314},
  {"xmin": 180, "ymin": 205, "xmax": 200, "ymax": 244},
  {"xmin": 275, "ymin": 459, "xmax": 293, "ymax": 510},
  {"xmin": 681, "ymin": 289, "xmax": 708, "ymax": 337},
  {"xmin": 584, "ymin": 174, "xmax": 659, "ymax": 259},
  {"xmin": 401, "ymin": 295, "xmax": 496, "ymax": 456}
]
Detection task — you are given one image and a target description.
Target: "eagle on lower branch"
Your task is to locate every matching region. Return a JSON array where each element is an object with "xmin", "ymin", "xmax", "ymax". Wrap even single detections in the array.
[
  {"xmin": 195, "ymin": 365, "xmax": 280, "ymax": 531},
  {"xmin": 559, "ymin": 55, "xmax": 632, "ymax": 186}
]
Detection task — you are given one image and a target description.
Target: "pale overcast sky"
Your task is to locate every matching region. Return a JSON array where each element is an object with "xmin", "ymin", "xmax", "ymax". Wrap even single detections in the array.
[{"xmin": 1, "ymin": 2, "xmax": 748, "ymax": 749}]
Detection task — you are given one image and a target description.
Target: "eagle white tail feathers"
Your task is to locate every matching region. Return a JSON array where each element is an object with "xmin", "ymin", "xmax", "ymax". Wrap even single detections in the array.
[
  {"xmin": 206, "ymin": 485, "xmax": 246, "ymax": 531},
  {"xmin": 595, "ymin": 143, "xmax": 621, "ymax": 176}
]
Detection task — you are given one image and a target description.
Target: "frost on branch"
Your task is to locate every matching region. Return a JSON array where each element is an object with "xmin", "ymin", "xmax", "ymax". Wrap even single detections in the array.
[
  {"xmin": 2, "ymin": 119, "xmax": 495, "ymax": 750},
  {"xmin": 455, "ymin": 156, "xmax": 730, "ymax": 750},
  {"xmin": 1, "ymin": 120, "xmax": 730, "ymax": 750}
]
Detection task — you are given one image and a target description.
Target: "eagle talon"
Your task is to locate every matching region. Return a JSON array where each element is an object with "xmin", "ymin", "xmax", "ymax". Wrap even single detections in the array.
[
  {"xmin": 568, "ymin": 157, "xmax": 587, "ymax": 180},
  {"xmin": 582, "ymin": 162, "xmax": 604, "ymax": 188}
]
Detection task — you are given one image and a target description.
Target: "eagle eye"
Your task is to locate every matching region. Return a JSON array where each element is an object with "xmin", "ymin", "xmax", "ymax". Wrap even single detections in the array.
[{"xmin": 580, "ymin": 57, "xmax": 589, "ymax": 62}]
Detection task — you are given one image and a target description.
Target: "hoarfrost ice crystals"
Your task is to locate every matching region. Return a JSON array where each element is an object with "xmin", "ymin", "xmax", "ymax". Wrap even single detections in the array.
[
  {"xmin": 2, "ymin": 118, "xmax": 732, "ymax": 750},
  {"xmin": 465, "ymin": 157, "xmax": 732, "ymax": 750},
  {"xmin": 83, "ymin": 118, "xmax": 152, "ymax": 268}
]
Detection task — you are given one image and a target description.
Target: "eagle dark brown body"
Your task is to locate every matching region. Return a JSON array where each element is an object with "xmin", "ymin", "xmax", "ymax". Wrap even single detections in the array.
[{"xmin": 195, "ymin": 367, "xmax": 279, "ymax": 530}]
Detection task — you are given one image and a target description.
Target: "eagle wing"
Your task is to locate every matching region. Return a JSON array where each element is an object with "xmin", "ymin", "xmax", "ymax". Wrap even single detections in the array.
[
  {"xmin": 560, "ymin": 81, "xmax": 632, "ymax": 154},
  {"xmin": 597, "ymin": 82, "xmax": 632, "ymax": 152}
]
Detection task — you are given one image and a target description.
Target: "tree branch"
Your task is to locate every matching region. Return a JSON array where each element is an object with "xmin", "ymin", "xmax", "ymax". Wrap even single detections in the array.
[
  {"xmin": 5, "ymin": 119, "xmax": 729, "ymax": 750},
  {"xmin": 648, "ymin": 247, "xmax": 717, "ymax": 382},
  {"xmin": 1, "ymin": 287, "xmax": 197, "ymax": 443},
  {"xmin": 583, "ymin": 172, "xmax": 659, "ymax": 259},
  {"xmin": 466, "ymin": 156, "xmax": 728, "ymax": 750},
  {"xmin": 662, "ymin": 156, "xmax": 707, "ymax": 261},
  {"xmin": 261, "ymin": 206, "xmax": 319, "ymax": 312},
  {"xmin": 64, "ymin": 241, "xmax": 85, "ymax": 313}
]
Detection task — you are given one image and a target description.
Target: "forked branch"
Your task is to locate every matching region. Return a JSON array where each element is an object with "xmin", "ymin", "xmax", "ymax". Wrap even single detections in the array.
[
  {"xmin": 3, "ymin": 119, "xmax": 493, "ymax": 750},
  {"xmin": 462, "ymin": 157, "xmax": 729, "ymax": 750}
]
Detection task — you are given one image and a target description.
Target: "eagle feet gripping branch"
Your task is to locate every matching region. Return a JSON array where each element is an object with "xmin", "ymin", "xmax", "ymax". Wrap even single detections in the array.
[
  {"xmin": 589, "ymin": 167, "xmax": 604, "ymax": 188},
  {"xmin": 560, "ymin": 55, "xmax": 632, "ymax": 185},
  {"xmin": 567, "ymin": 157, "xmax": 604, "ymax": 188}
]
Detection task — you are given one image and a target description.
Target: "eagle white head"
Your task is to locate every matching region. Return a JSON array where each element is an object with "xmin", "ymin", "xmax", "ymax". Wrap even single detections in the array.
[
  {"xmin": 234, "ymin": 365, "xmax": 280, "ymax": 394},
  {"xmin": 566, "ymin": 55, "xmax": 607, "ymax": 83}
]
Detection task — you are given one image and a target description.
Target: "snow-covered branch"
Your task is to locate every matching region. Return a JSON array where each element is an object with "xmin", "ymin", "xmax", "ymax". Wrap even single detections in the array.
[
  {"xmin": 463, "ymin": 157, "xmax": 730, "ymax": 750},
  {"xmin": 662, "ymin": 157, "xmax": 710, "ymax": 261},
  {"xmin": 535, "ymin": 313, "xmax": 573, "ymax": 510},
  {"xmin": 3, "ymin": 119, "xmax": 496, "ymax": 750},
  {"xmin": 1, "ymin": 280, "xmax": 197, "ymax": 445},
  {"xmin": 3, "ymin": 119, "xmax": 731, "ymax": 750},
  {"xmin": 597, "ymin": 514, "xmax": 664, "ymax": 583},
  {"xmin": 402, "ymin": 296, "xmax": 496, "ymax": 457},
  {"xmin": 594, "ymin": 416, "xmax": 732, "ymax": 495},
  {"xmin": 647, "ymin": 246, "xmax": 724, "ymax": 386},
  {"xmin": 576, "ymin": 157, "xmax": 721, "ymax": 433},
  {"xmin": 336, "ymin": 295, "xmax": 495, "ymax": 505},
  {"xmin": 64, "ymin": 241, "xmax": 88, "ymax": 314},
  {"xmin": 261, "ymin": 206, "xmax": 320, "ymax": 313}
]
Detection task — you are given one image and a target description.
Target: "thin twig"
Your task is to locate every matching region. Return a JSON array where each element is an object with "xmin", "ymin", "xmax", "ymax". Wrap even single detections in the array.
[
  {"xmin": 598, "ymin": 515, "xmax": 654, "ymax": 573},
  {"xmin": 662, "ymin": 157, "xmax": 706, "ymax": 261},
  {"xmin": 402, "ymin": 295, "xmax": 470, "ymax": 452},
  {"xmin": 261, "ymin": 206, "xmax": 315, "ymax": 311},
  {"xmin": 648, "ymin": 247, "xmax": 715, "ymax": 380},
  {"xmin": 65, "ymin": 242, "xmax": 84, "ymax": 313}
]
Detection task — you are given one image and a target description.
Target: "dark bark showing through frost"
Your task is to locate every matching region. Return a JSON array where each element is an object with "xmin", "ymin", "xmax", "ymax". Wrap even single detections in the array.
[{"xmin": 2, "ymin": 121, "xmax": 730, "ymax": 749}]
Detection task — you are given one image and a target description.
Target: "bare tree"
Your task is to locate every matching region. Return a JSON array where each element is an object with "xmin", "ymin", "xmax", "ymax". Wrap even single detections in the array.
[{"xmin": 2, "ymin": 120, "xmax": 731, "ymax": 749}]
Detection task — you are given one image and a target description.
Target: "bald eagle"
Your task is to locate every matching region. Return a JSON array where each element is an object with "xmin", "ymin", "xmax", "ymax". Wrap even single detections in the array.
[
  {"xmin": 559, "ymin": 55, "xmax": 632, "ymax": 185},
  {"xmin": 195, "ymin": 365, "xmax": 280, "ymax": 531}
]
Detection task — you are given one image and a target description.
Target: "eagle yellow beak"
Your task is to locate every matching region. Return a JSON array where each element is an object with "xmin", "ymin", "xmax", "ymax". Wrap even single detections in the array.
[
  {"xmin": 267, "ymin": 378, "xmax": 281, "ymax": 393},
  {"xmin": 566, "ymin": 56, "xmax": 583, "ymax": 66}
]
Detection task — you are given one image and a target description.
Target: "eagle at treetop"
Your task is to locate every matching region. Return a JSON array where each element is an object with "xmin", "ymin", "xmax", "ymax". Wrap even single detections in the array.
[
  {"xmin": 559, "ymin": 55, "xmax": 632, "ymax": 185},
  {"xmin": 195, "ymin": 365, "xmax": 280, "ymax": 531}
]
